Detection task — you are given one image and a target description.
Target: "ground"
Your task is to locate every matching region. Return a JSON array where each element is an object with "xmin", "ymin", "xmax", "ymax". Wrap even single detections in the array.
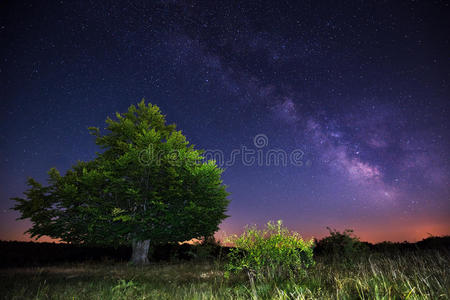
[{"xmin": 0, "ymin": 250, "xmax": 448, "ymax": 299}]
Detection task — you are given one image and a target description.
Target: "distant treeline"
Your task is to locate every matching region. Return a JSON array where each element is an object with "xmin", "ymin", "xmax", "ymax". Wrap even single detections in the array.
[
  {"xmin": 0, "ymin": 240, "xmax": 230, "ymax": 267},
  {"xmin": 1, "ymin": 236, "xmax": 449, "ymax": 268},
  {"xmin": 314, "ymin": 235, "xmax": 450, "ymax": 256},
  {"xmin": 367, "ymin": 236, "xmax": 450, "ymax": 252}
]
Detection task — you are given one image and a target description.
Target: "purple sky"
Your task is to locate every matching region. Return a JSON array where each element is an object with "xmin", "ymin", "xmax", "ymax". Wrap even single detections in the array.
[{"xmin": 1, "ymin": 1, "xmax": 449, "ymax": 243}]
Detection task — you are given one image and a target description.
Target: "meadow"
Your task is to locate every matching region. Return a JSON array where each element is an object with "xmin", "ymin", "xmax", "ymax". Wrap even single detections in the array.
[{"xmin": 0, "ymin": 239, "xmax": 449, "ymax": 299}]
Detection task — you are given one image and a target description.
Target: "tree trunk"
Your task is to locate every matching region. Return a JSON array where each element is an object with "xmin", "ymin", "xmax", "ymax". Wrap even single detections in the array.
[{"xmin": 130, "ymin": 239, "xmax": 150, "ymax": 265}]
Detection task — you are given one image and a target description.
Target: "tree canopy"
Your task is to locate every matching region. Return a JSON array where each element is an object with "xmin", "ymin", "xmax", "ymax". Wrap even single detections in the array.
[{"xmin": 12, "ymin": 100, "xmax": 230, "ymax": 264}]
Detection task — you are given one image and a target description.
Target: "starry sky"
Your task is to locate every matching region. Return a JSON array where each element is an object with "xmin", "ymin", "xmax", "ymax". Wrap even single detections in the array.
[{"xmin": 1, "ymin": 1, "xmax": 449, "ymax": 243}]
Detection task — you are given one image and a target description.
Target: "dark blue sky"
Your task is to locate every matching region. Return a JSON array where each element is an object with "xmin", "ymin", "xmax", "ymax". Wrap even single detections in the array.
[{"xmin": 1, "ymin": 1, "xmax": 449, "ymax": 242}]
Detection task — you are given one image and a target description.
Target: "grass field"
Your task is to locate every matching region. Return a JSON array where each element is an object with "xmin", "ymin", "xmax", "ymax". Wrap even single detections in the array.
[{"xmin": 1, "ymin": 249, "xmax": 448, "ymax": 299}]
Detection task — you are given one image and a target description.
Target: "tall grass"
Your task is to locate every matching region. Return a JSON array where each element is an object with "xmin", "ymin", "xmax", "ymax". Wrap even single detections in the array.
[
  {"xmin": 0, "ymin": 249, "xmax": 448, "ymax": 299},
  {"xmin": 278, "ymin": 249, "xmax": 450, "ymax": 299}
]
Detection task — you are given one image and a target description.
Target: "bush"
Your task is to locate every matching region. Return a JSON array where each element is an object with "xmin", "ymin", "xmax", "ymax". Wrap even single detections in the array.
[
  {"xmin": 225, "ymin": 220, "xmax": 314, "ymax": 282},
  {"xmin": 188, "ymin": 235, "xmax": 225, "ymax": 261},
  {"xmin": 314, "ymin": 227, "xmax": 368, "ymax": 265}
]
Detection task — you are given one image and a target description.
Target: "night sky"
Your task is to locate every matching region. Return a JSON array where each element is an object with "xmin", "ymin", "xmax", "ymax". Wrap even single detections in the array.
[{"xmin": 1, "ymin": 1, "xmax": 449, "ymax": 243}]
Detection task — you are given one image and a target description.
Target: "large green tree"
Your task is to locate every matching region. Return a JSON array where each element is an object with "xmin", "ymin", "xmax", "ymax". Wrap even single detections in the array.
[{"xmin": 12, "ymin": 100, "xmax": 230, "ymax": 264}]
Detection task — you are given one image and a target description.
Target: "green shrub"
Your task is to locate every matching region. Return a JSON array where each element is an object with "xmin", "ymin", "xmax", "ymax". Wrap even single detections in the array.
[
  {"xmin": 225, "ymin": 220, "xmax": 314, "ymax": 282},
  {"xmin": 315, "ymin": 227, "xmax": 369, "ymax": 265}
]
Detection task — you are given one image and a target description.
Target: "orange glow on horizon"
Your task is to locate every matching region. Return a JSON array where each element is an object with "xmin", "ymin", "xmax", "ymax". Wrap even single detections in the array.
[{"xmin": 2, "ymin": 219, "xmax": 449, "ymax": 245}]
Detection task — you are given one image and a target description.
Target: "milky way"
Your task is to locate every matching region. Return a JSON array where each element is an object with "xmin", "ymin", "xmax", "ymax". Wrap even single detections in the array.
[{"xmin": 1, "ymin": 1, "xmax": 449, "ymax": 242}]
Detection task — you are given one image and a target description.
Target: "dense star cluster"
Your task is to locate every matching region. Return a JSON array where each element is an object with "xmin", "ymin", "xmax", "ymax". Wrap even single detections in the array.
[{"xmin": 1, "ymin": 1, "xmax": 449, "ymax": 242}]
